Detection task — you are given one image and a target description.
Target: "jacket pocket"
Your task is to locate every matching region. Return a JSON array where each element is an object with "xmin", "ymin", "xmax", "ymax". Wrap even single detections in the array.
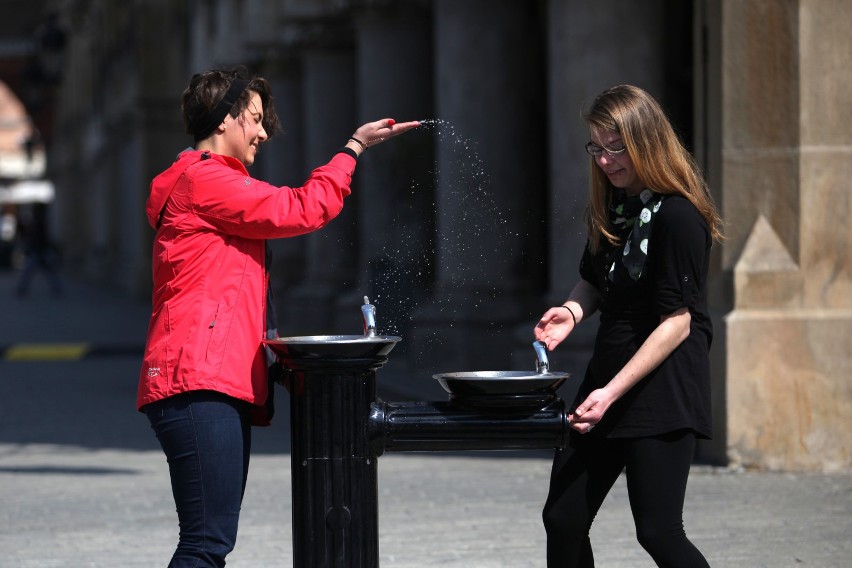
[{"xmin": 205, "ymin": 301, "xmax": 225, "ymax": 363}]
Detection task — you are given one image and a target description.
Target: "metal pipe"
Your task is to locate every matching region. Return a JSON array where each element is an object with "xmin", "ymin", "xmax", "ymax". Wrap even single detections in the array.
[
  {"xmin": 370, "ymin": 399, "xmax": 569, "ymax": 456},
  {"xmin": 281, "ymin": 344, "xmax": 395, "ymax": 568},
  {"xmin": 361, "ymin": 296, "xmax": 377, "ymax": 337},
  {"xmin": 269, "ymin": 329, "xmax": 572, "ymax": 567}
]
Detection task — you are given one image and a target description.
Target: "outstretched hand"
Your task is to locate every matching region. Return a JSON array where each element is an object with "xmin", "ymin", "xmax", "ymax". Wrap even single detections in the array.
[
  {"xmin": 351, "ymin": 118, "xmax": 420, "ymax": 149},
  {"xmin": 533, "ymin": 307, "xmax": 575, "ymax": 351}
]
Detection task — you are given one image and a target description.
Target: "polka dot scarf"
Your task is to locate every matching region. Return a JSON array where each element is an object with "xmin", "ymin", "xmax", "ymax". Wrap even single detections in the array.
[{"xmin": 607, "ymin": 188, "xmax": 664, "ymax": 282}]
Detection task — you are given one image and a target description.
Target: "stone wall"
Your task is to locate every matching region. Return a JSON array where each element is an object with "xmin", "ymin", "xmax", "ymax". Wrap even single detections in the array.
[
  {"xmin": 723, "ymin": 0, "xmax": 852, "ymax": 472},
  {"xmin": 42, "ymin": 0, "xmax": 851, "ymax": 471}
]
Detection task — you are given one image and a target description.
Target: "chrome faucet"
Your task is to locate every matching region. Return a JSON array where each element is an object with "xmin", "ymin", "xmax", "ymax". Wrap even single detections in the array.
[
  {"xmin": 362, "ymin": 296, "xmax": 377, "ymax": 337},
  {"xmin": 533, "ymin": 340, "xmax": 550, "ymax": 374}
]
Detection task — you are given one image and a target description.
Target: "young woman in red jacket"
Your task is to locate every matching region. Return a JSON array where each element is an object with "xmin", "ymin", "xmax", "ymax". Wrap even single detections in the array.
[{"xmin": 138, "ymin": 68, "xmax": 418, "ymax": 567}]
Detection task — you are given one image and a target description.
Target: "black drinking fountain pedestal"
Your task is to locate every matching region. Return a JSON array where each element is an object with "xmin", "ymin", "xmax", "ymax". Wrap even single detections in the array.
[{"xmin": 264, "ymin": 298, "xmax": 571, "ymax": 567}]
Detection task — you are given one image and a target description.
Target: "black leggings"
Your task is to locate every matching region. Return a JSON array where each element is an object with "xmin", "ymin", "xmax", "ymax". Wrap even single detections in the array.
[{"xmin": 543, "ymin": 429, "xmax": 709, "ymax": 568}]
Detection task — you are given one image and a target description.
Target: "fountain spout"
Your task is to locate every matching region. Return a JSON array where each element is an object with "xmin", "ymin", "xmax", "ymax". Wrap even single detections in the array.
[
  {"xmin": 533, "ymin": 340, "xmax": 550, "ymax": 374},
  {"xmin": 362, "ymin": 296, "xmax": 377, "ymax": 337}
]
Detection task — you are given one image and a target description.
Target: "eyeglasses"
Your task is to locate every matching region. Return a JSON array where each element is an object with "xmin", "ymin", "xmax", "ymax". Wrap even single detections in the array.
[{"xmin": 584, "ymin": 142, "xmax": 627, "ymax": 157}]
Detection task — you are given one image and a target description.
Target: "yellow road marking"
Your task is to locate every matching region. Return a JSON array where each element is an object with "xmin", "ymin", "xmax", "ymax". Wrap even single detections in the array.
[{"xmin": 5, "ymin": 343, "xmax": 90, "ymax": 361}]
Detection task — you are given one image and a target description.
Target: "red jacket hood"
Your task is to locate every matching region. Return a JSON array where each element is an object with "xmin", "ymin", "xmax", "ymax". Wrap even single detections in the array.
[{"xmin": 146, "ymin": 149, "xmax": 248, "ymax": 228}]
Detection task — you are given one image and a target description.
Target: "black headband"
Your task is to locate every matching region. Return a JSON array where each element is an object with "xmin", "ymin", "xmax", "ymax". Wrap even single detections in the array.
[{"xmin": 193, "ymin": 78, "xmax": 250, "ymax": 142}]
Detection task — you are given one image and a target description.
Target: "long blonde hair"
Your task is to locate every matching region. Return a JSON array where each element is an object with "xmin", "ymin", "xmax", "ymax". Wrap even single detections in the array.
[{"xmin": 584, "ymin": 85, "xmax": 723, "ymax": 252}]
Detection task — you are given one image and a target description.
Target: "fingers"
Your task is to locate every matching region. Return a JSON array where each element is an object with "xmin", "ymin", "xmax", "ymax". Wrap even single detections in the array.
[
  {"xmin": 539, "ymin": 307, "xmax": 566, "ymax": 325},
  {"xmin": 572, "ymin": 397, "xmax": 598, "ymax": 420},
  {"xmin": 567, "ymin": 415, "xmax": 597, "ymax": 434},
  {"xmin": 569, "ymin": 409, "xmax": 597, "ymax": 433},
  {"xmin": 533, "ymin": 328, "xmax": 560, "ymax": 351},
  {"xmin": 382, "ymin": 119, "xmax": 420, "ymax": 137},
  {"xmin": 574, "ymin": 399, "xmax": 598, "ymax": 418},
  {"xmin": 569, "ymin": 389, "xmax": 608, "ymax": 434},
  {"xmin": 353, "ymin": 119, "xmax": 420, "ymax": 148},
  {"xmin": 534, "ymin": 317, "xmax": 551, "ymax": 336},
  {"xmin": 533, "ymin": 309, "xmax": 569, "ymax": 351},
  {"xmin": 382, "ymin": 118, "xmax": 421, "ymax": 129},
  {"xmin": 535, "ymin": 311, "xmax": 557, "ymax": 330},
  {"xmin": 372, "ymin": 118, "xmax": 397, "ymax": 130}
]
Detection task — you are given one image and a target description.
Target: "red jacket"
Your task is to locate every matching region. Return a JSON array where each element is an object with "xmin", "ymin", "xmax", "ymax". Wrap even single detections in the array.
[{"xmin": 137, "ymin": 149, "xmax": 354, "ymax": 419}]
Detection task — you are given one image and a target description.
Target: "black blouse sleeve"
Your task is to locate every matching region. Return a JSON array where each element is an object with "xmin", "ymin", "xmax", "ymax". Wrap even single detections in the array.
[
  {"xmin": 579, "ymin": 240, "xmax": 597, "ymax": 286},
  {"xmin": 650, "ymin": 197, "xmax": 710, "ymax": 316}
]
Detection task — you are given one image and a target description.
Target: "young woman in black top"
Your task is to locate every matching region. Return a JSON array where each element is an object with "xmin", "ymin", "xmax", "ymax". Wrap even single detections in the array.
[{"xmin": 534, "ymin": 85, "xmax": 723, "ymax": 568}]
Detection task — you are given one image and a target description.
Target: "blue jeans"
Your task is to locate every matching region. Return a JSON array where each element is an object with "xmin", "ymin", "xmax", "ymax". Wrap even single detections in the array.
[{"xmin": 145, "ymin": 390, "xmax": 252, "ymax": 568}]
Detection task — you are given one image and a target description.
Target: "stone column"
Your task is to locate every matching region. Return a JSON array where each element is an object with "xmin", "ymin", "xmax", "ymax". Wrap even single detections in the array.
[
  {"xmin": 136, "ymin": 1, "xmax": 192, "ymax": 298},
  {"xmin": 49, "ymin": 0, "xmax": 189, "ymax": 298},
  {"xmin": 694, "ymin": 0, "xmax": 729, "ymax": 465},
  {"xmin": 339, "ymin": 2, "xmax": 435, "ymax": 342},
  {"xmin": 285, "ymin": 45, "xmax": 359, "ymax": 334},
  {"xmin": 540, "ymin": 0, "xmax": 668, "ymax": 374},
  {"xmin": 723, "ymin": 0, "xmax": 852, "ymax": 472},
  {"xmin": 408, "ymin": 0, "xmax": 547, "ymax": 372},
  {"xmin": 255, "ymin": 60, "xmax": 312, "ymax": 331}
]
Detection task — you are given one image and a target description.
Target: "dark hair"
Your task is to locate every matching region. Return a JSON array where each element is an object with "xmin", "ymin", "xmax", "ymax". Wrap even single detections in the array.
[{"xmin": 181, "ymin": 67, "xmax": 280, "ymax": 142}]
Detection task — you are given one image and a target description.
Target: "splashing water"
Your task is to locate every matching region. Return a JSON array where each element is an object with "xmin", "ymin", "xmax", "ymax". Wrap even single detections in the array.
[{"xmin": 370, "ymin": 118, "xmax": 511, "ymax": 365}]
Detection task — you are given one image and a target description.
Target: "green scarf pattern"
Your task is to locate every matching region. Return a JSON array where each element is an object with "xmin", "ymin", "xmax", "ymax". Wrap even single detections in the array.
[{"xmin": 607, "ymin": 188, "xmax": 663, "ymax": 281}]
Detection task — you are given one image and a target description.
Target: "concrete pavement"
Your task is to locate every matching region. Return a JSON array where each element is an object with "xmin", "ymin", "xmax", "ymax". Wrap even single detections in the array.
[{"xmin": 1, "ymin": 269, "xmax": 850, "ymax": 567}]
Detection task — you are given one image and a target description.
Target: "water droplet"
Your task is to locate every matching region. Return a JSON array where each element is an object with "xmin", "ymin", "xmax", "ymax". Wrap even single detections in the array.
[{"xmin": 366, "ymin": 118, "xmax": 514, "ymax": 360}]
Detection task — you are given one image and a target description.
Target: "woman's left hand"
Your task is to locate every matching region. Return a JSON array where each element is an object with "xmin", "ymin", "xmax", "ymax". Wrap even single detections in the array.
[
  {"xmin": 569, "ymin": 388, "xmax": 615, "ymax": 434},
  {"xmin": 351, "ymin": 118, "xmax": 420, "ymax": 149}
]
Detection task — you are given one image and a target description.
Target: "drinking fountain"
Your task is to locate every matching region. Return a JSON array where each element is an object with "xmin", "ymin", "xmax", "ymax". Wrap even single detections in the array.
[{"xmin": 264, "ymin": 297, "xmax": 571, "ymax": 567}]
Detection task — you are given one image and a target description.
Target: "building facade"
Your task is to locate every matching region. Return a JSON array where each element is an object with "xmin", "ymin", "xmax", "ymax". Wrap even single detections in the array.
[{"xmin": 22, "ymin": 0, "xmax": 852, "ymax": 471}]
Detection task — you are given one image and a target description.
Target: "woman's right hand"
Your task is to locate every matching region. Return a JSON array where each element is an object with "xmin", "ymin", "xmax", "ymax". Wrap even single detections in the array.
[
  {"xmin": 534, "ymin": 307, "xmax": 575, "ymax": 351},
  {"xmin": 348, "ymin": 118, "xmax": 420, "ymax": 153}
]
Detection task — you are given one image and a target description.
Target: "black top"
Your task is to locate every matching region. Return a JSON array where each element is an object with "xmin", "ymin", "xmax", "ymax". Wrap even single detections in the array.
[{"xmin": 577, "ymin": 195, "xmax": 713, "ymax": 439}]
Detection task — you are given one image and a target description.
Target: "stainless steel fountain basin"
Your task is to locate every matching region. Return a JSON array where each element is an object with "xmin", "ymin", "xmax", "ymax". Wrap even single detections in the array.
[
  {"xmin": 433, "ymin": 370, "xmax": 570, "ymax": 397},
  {"xmin": 264, "ymin": 335, "xmax": 401, "ymax": 359}
]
